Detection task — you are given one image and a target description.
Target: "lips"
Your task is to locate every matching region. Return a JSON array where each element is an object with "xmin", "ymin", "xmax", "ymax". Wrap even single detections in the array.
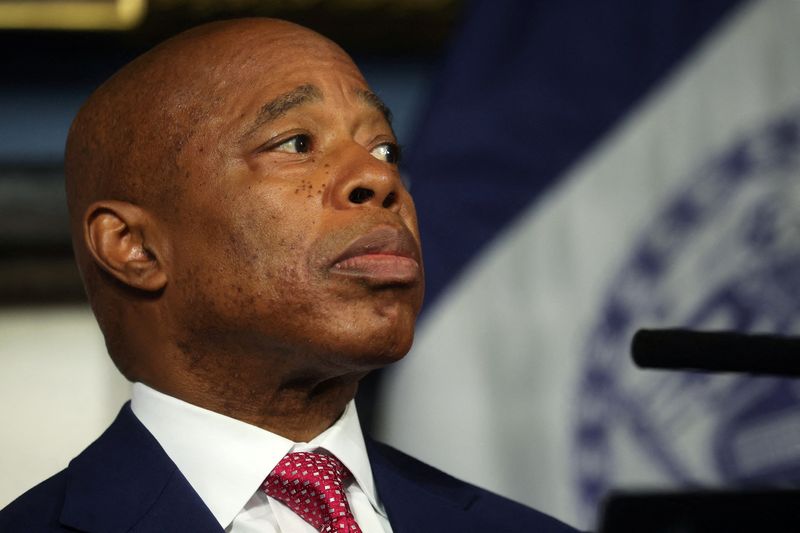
[{"xmin": 330, "ymin": 226, "xmax": 421, "ymax": 284}]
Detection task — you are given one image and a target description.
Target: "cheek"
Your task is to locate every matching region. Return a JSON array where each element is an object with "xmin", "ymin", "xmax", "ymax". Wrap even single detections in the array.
[
  {"xmin": 224, "ymin": 201, "xmax": 318, "ymax": 292},
  {"xmin": 170, "ymin": 186, "xmax": 318, "ymax": 304}
]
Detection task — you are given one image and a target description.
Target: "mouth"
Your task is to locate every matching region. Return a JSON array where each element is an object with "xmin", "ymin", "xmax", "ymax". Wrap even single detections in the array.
[{"xmin": 330, "ymin": 225, "xmax": 421, "ymax": 284}]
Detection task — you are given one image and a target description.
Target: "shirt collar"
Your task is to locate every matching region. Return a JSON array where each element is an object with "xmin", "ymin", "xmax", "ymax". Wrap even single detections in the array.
[{"xmin": 130, "ymin": 382, "xmax": 383, "ymax": 529}]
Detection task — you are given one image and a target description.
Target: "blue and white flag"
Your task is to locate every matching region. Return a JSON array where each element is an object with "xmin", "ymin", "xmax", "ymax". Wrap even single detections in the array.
[{"xmin": 378, "ymin": 0, "xmax": 800, "ymax": 528}]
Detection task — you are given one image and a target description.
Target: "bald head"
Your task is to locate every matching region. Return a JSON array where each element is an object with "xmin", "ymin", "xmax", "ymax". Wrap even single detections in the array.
[{"xmin": 64, "ymin": 17, "xmax": 422, "ymax": 414}]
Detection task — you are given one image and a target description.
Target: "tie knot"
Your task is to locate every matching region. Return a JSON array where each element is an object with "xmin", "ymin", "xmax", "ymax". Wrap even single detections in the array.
[
  {"xmin": 267, "ymin": 451, "xmax": 352, "ymax": 486},
  {"xmin": 262, "ymin": 451, "xmax": 362, "ymax": 532}
]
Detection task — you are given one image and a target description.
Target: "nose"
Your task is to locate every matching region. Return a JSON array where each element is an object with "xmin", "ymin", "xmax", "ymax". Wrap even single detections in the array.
[{"xmin": 328, "ymin": 146, "xmax": 404, "ymax": 212}]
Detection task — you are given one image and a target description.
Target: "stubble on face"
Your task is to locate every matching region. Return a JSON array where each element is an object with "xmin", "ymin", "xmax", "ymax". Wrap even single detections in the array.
[{"xmin": 155, "ymin": 21, "xmax": 424, "ymax": 385}]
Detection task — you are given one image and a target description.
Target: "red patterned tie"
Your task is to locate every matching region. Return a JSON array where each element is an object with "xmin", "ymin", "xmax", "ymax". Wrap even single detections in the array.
[{"xmin": 261, "ymin": 451, "xmax": 363, "ymax": 533}]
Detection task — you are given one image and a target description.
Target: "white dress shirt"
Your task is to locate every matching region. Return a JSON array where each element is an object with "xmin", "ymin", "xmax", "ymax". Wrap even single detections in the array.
[{"xmin": 130, "ymin": 383, "xmax": 392, "ymax": 532}]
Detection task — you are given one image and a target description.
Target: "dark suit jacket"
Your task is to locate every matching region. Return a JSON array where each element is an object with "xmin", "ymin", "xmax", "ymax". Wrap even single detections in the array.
[{"xmin": 0, "ymin": 403, "xmax": 579, "ymax": 532}]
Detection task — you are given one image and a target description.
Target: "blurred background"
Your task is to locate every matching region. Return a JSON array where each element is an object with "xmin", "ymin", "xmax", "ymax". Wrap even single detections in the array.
[{"xmin": 2, "ymin": 0, "xmax": 800, "ymax": 530}]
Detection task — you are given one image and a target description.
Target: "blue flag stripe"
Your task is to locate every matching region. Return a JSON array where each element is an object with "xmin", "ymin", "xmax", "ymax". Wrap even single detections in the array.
[{"xmin": 405, "ymin": 0, "xmax": 745, "ymax": 309}]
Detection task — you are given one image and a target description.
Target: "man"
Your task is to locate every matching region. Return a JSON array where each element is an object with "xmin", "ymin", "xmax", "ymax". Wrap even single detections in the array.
[{"xmin": 0, "ymin": 18, "xmax": 578, "ymax": 532}]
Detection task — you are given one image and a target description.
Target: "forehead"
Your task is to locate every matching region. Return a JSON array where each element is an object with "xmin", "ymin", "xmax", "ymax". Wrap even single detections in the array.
[
  {"xmin": 192, "ymin": 27, "xmax": 378, "ymax": 134},
  {"xmin": 218, "ymin": 27, "xmax": 368, "ymax": 97},
  {"xmin": 165, "ymin": 24, "xmax": 388, "ymax": 168}
]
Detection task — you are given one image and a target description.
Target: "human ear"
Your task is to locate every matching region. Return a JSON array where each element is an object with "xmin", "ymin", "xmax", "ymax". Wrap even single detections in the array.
[{"xmin": 83, "ymin": 200, "xmax": 168, "ymax": 292}]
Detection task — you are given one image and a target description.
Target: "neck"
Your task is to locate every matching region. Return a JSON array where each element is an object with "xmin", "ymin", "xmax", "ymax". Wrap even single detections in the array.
[{"xmin": 138, "ymin": 349, "xmax": 367, "ymax": 442}]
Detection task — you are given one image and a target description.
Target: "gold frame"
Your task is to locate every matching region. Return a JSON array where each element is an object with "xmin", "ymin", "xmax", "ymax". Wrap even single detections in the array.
[{"xmin": 0, "ymin": 0, "xmax": 146, "ymax": 30}]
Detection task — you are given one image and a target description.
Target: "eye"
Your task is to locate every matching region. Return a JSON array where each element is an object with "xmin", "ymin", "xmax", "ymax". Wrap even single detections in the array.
[
  {"xmin": 274, "ymin": 134, "xmax": 311, "ymax": 154},
  {"xmin": 370, "ymin": 142, "xmax": 401, "ymax": 164}
]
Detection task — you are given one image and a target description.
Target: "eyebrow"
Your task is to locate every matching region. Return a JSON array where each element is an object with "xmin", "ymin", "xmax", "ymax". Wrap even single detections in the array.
[
  {"xmin": 244, "ymin": 84, "xmax": 323, "ymax": 138},
  {"xmin": 356, "ymin": 89, "xmax": 393, "ymax": 125},
  {"xmin": 241, "ymin": 84, "xmax": 394, "ymax": 142}
]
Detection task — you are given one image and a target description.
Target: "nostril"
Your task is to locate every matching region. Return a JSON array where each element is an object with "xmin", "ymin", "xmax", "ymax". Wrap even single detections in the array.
[
  {"xmin": 382, "ymin": 191, "xmax": 396, "ymax": 208},
  {"xmin": 349, "ymin": 187, "xmax": 374, "ymax": 204}
]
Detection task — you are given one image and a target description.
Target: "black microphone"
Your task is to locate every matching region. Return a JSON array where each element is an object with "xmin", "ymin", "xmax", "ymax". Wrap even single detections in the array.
[{"xmin": 631, "ymin": 329, "xmax": 800, "ymax": 377}]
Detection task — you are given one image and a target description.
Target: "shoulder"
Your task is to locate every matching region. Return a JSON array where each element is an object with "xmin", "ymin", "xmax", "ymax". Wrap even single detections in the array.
[
  {"xmin": 366, "ymin": 440, "xmax": 582, "ymax": 533},
  {"xmin": 0, "ymin": 469, "xmax": 69, "ymax": 532}
]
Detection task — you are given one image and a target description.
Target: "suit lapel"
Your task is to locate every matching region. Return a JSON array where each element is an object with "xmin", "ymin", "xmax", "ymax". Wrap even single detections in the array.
[
  {"xmin": 366, "ymin": 438, "xmax": 480, "ymax": 533},
  {"xmin": 60, "ymin": 403, "xmax": 222, "ymax": 533}
]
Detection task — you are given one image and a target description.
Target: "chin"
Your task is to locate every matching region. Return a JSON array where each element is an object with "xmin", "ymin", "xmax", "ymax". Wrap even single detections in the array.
[
  {"xmin": 353, "ymin": 325, "xmax": 416, "ymax": 367},
  {"xmin": 322, "ymin": 303, "xmax": 418, "ymax": 370}
]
